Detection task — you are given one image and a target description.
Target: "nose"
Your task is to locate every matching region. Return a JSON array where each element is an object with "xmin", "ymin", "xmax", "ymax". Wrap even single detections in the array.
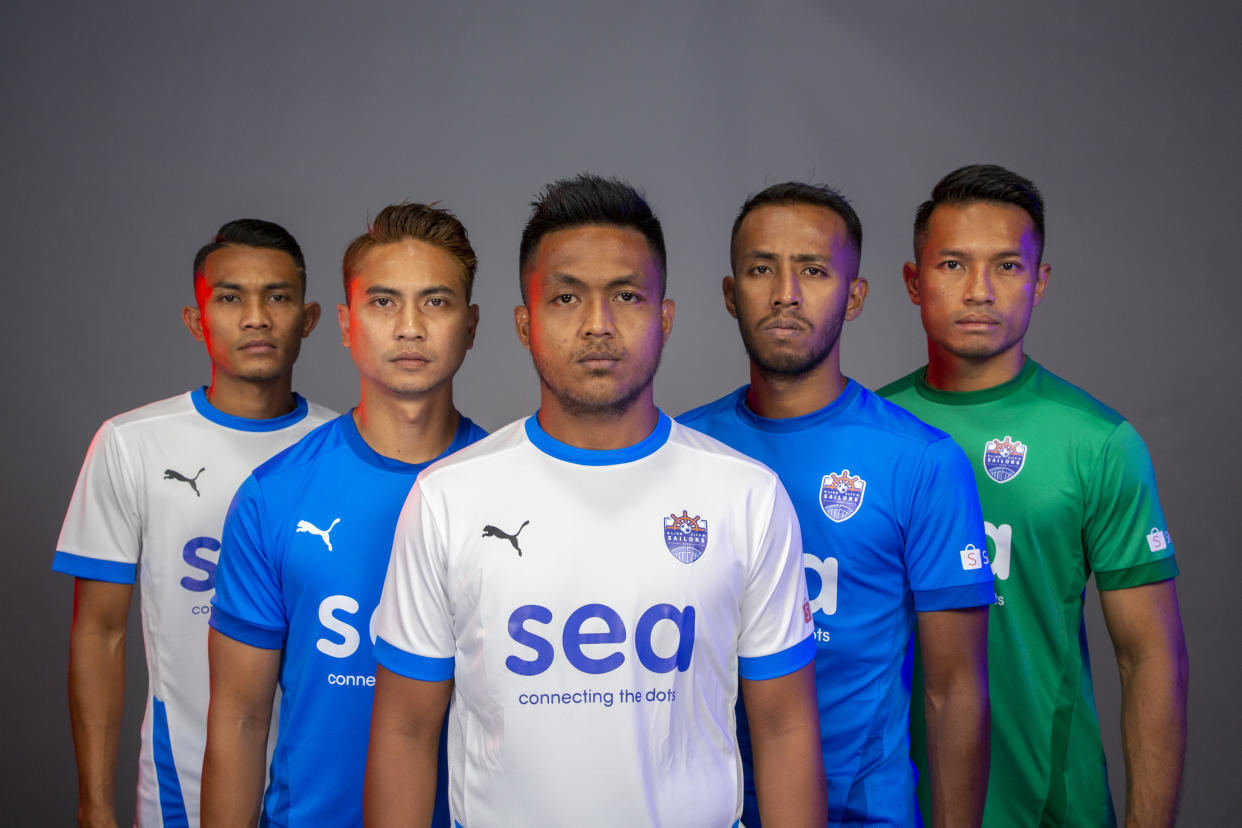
[
  {"xmin": 772, "ymin": 266, "xmax": 801, "ymax": 308},
  {"xmin": 582, "ymin": 295, "xmax": 616, "ymax": 337},
  {"xmin": 396, "ymin": 302, "xmax": 426, "ymax": 340},
  {"xmin": 241, "ymin": 296, "xmax": 273, "ymax": 329},
  {"xmin": 963, "ymin": 264, "xmax": 995, "ymax": 304}
]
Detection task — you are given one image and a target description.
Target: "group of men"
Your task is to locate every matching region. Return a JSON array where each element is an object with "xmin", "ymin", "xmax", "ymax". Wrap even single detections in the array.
[{"xmin": 54, "ymin": 164, "xmax": 1187, "ymax": 828}]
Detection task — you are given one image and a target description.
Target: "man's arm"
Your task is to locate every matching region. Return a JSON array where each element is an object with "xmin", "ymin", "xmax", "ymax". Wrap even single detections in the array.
[
  {"xmin": 201, "ymin": 628, "xmax": 281, "ymax": 828},
  {"xmin": 363, "ymin": 666, "xmax": 452, "ymax": 827},
  {"xmin": 1098, "ymin": 580, "xmax": 1187, "ymax": 828},
  {"xmin": 741, "ymin": 662, "xmax": 827, "ymax": 827},
  {"xmin": 67, "ymin": 578, "xmax": 133, "ymax": 828},
  {"xmin": 918, "ymin": 605, "xmax": 990, "ymax": 828}
]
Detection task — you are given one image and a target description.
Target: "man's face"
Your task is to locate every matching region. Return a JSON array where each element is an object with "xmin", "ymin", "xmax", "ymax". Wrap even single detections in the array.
[
  {"xmin": 183, "ymin": 245, "xmax": 319, "ymax": 383},
  {"xmin": 903, "ymin": 201, "xmax": 1049, "ymax": 362},
  {"xmin": 337, "ymin": 240, "xmax": 478, "ymax": 397},
  {"xmin": 515, "ymin": 225, "xmax": 674, "ymax": 417},
  {"xmin": 726, "ymin": 203, "xmax": 866, "ymax": 377}
]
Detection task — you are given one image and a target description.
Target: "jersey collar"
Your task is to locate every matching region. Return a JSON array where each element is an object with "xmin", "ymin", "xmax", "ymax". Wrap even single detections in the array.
[
  {"xmin": 731, "ymin": 379, "xmax": 862, "ymax": 433},
  {"xmin": 913, "ymin": 357, "xmax": 1039, "ymax": 405},
  {"xmin": 190, "ymin": 387, "xmax": 309, "ymax": 432},
  {"xmin": 339, "ymin": 411, "xmax": 476, "ymax": 474},
  {"xmin": 524, "ymin": 411, "xmax": 672, "ymax": 466}
]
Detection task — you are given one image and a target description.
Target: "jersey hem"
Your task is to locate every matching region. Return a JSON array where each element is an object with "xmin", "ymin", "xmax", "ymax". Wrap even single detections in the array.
[
  {"xmin": 208, "ymin": 605, "xmax": 286, "ymax": 649},
  {"xmin": 374, "ymin": 636, "xmax": 455, "ymax": 680},
  {"xmin": 738, "ymin": 635, "xmax": 816, "ymax": 680},
  {"xmin": 51, "ymin": 551, "xmax": 137, "ymax": 583},
  {"xmin": 913, "ymin": 580, "xmax": 996, "ymax": 612},
  {"xmin": 1096, "ymin": 556, "xmax": 1178, "ymax": 590}
]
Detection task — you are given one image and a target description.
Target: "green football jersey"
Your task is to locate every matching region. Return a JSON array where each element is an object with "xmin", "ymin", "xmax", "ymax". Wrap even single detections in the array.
[{"xmin": 879, "ymin": 358, "xmax": 1178, "ymax": 828}]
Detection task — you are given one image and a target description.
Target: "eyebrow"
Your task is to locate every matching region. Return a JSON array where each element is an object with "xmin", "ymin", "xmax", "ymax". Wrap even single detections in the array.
[
  {"xmin": 212, "ymin": 280, "xmax": 297, "ymax": 291},
  {"xmin": 743, "ymin": 250, "xmax": 830, "ymax": 263},
  {"xmin": 937, "ymin": 248, "xmax": 1024, "ymax": 260},
  {"xmin": 364, "ymin": 283, "xmax": 459, "ymax": 298},
  {"xmin": 547, "ymin": 272, "xmax": 643, "ymax": 290}
]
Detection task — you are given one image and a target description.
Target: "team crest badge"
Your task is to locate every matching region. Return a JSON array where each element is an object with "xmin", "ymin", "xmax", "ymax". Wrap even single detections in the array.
[
  {"xmin": 664, "ymin": 510, "xmax": 708, "ymax": 564},
  {"xmin": 820, "ymin": 470, "xmax": 865, "ymax": 523},
  {"xmin": 983, "ymin": 436, "xmax": 1027, "ymax": 483}
]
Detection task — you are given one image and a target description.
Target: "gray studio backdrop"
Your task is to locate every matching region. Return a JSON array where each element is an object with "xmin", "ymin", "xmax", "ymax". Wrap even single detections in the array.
[{"xmin": 4, "ymin": 0, "xmax": 1238, "ymax": 822}]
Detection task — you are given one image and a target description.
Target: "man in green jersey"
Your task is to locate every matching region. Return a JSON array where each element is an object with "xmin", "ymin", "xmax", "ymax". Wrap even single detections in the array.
[{"xmin": 879, "ymin": 164, "xmax": 1187, "ymax": 828}]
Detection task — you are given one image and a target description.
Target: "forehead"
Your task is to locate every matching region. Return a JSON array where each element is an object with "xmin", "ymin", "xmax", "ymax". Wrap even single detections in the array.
[
  {"xmin": 529, "ymin": 225, "xmax": 661, "ymax": 288},
  {"xmin": 737, "ymin": 203, "xmax": 850, "ymax": 251},
  {"xmin": 923, "ymin": 202, "xmax": 1040, "ymax": 258},
  {"xmin": 200, "ymin": 245, "xmax": 300, "ymax": 285},
  {"xmin": 351, "ymin": 239, "xmax": 467, "ymax": 292}
]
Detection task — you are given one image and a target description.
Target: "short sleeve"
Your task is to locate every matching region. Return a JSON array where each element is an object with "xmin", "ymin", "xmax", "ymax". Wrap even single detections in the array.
[
  {"xmin": 906, "ymin": 437, "xmax": 996, "ymax": 612},
  {"xmin": 737, "ymin": 477, "xmax": 815, "ymax": 680},
  {"xmin": 373, "ymin": 479, "xmax": 456, "ymax": 681},
  {"xmin": 53, "ymin": 421, "xmax": 142, "ymax": 583},
  {"xmin": 209, "ymin": 476, "xmax": 288, "ymax": 649},
  {"xmin": 1085, "ymin": 421, "xmax": 1178, "ymax": 590}
]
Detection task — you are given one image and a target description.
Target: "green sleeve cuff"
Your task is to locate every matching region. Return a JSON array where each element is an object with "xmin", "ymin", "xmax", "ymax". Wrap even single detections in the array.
[{"xmin": 1096, "ymin": 556, "xmax": 1179, "ymax": 590}]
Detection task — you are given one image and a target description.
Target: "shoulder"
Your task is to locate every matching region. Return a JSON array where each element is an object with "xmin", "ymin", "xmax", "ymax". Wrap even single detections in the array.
[
  {"xmin": 99, "ymin": 391, "xmax": 198, "ymax": 437},
  {"xmin": 875, "ymin": 368, "xmax": 924, "ymax": 401},
  {"xmin": 845, "ymin": 383, "xmax": 958, "ymax": 450},
  {"xmin": 1023, "ymin": 363, "xmax": 1127, "ymax": 429},
  {"xmin": 250, "ymin": 416, "xmax": 348, "ymax": 485},
  {"xmin": 676, "ymin": 387, "xmax": 746, "ymax": 428},
  {"xmin": 302, "ymin": 398, "xmax": 339, "ymax": 425},
  {"xmin": 669, "ymin": 420, "xmax": 782, "ymax": 487},
  {"xmin": 418, "ymin": 418, "xmax": 529, "ymax": 485}
]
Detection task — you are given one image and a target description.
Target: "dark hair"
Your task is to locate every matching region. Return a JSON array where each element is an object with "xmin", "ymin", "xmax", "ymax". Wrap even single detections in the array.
[
  {"xmin": 193, "ymin": 218, "xmax": 306, "ymax": 287},
  {"xmin": 342, "ymin": 202, "xmax": 478, "ymax": 302},
  {"xmin": 913, "ymin": 164, "xmax": 1045, "ymax": 261},
  {"xmin": 518, "ymin": 174, "xmax": 666, "ymax": 302},
  {"xmin": 730, "ymin": 181, "xmax": 863, "ymax": 269}
]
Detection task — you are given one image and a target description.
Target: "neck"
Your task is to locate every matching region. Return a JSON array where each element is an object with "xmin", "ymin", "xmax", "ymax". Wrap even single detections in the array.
[
  {"xmin": 537, "ymin": 389, "xmax": 659, "ymax": 451},
  {"xmin": 924, "ymin": 341, "xmax": 1026, "ymax": 392},
  {"xmin": 206, "ymin": 370, "xmax": 296, "ymax": 419},
  {"xmin": 745, "ymin": 349, "xmax": 847, "ymax": 419},
  {"xmin": 352, "ymin": 380, "xmax": 460, "ymax": 464}
]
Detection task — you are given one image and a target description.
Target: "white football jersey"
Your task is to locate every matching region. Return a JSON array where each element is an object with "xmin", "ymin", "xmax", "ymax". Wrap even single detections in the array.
[
  {"xmin": 375, "ymin": 413, "xmax": 815, "ymax": 828},
  {"xmin": 54, "ymin": 388, "xmax": 334, "ymax": 827}
]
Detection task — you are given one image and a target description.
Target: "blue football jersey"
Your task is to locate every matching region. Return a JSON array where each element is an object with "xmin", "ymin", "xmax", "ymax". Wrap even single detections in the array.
[
  {"xmin": 679, "ymin": 382, "xmax": 993, "ymax": 828},
  {"xmin": 211, "ymin": 412, "xmax": 486, "ymax": 828}
]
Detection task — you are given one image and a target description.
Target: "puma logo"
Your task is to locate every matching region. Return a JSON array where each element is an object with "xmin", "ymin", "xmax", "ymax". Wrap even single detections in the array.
[
  {"xmin": 296, "ymin": 518, "xmax": 341, "ymax": 551},
  {"xmin": 482, "ymin": 521, "xmax": 529, "ymax": 556},
  {"xmin": 164, "ymin": 467, "xmax": 205, "ymax": 497}
]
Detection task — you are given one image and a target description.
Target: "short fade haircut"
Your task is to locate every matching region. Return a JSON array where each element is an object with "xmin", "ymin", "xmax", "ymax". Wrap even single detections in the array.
[
  {"xmin": 192, "ymin": 218, "xmax": 306, "ymax": 288},
  {"xmin": 518, "ymin": 174, "xmax": 666, "ymax": 303},
  {"xmin": 730, "ymin": 181, "xmax": 864, "ymax": 274},
  {"xmin": 342, "ymin": 202, "xmax": 478, "ymax": 302},
  {"xmin": 913, "ymin": 164, "xmax": 1046, "ymax": 262}
]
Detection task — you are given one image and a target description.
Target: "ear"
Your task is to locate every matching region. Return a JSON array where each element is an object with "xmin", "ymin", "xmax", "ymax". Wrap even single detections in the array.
[
  {"xmin": 182, "ymin": 305, "xmax": 205, "ymax": 342},
  {"xmin": 901, "ymin": 261, "xmax": 922, "ymax": 305},
  {"xmin": 660, "ymin": 298, "xmax": 676, "ymax": 345},
  {"xmin": 722, "ymin": 275, "xmax": 739, "ymax": 319},
  {"xmin": 465, "ymin": 304, "xmax": 480, "ymax": 350},
  {"xmin": 301, "ymin": 301, "xmax": 321, "ymax": 337},
  {"xmin": 845, "ymin": 277, "xmax": 869, "ymax": 322},
  {"xmin": 337, "ymin": 303, "xmax": 351, "ymax": 348},
  {"xmin": 1033, "ymin": 262, "xmax": 1051, "ymax": 308},
  {"xmin": 513, "ymin": 305, "xmax": 532, "ymax": 351}
]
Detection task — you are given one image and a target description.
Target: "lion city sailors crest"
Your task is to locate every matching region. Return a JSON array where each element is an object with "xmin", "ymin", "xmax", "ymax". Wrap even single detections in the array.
[
  {"xmin": 663, "ymin": 510, "xmax": 708, "ymax": 564},
  {"xmin": 820, "ymin": 470, "xmax": 865, "ymax": 523},
  {"xmin": 983, "ymin": 435, "xmax": 1027, "ymax": 483}
]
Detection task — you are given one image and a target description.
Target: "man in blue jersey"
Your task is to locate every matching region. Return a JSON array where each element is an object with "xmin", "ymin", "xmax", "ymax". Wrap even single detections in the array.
[
  {"xmin": 365, "ymin": 175, "xmax": 827, "ymax": 827},
  {"xmin": 202, "ymin": 203, "xmax": 486, "ymax": 827},
  {"xmin": 680, "ymin": 182, "xmax": 994, "ymax": 828},
  {"xmin": 55, "ymin": 218, "xmax": 333, "ymax": 828}
]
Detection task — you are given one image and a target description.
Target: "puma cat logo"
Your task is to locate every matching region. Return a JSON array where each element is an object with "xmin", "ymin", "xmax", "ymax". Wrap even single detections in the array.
[
  {"xmin": 482, "ymin": 521, "xmax": 529, "ymax": 556},
  {"xmin": 296, "ymin": 518, "xmax": 341, "ymax": 551},
  {"xmin": 164, "ymin": 467, "xmax": 205, "ymax": 497}
]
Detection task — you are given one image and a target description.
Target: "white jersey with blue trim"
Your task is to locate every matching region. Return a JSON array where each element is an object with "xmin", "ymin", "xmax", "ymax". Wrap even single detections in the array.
[
  {"xmin": 211, "ymin": 412, "xmax": 485, "ymax": 827},
  {"xmin": 374, "ymin": 412, "xmax": 815, "ymax": 828},
  {"xmin": 54, "ymin": 388, "xmax": 335, "ymax": 828},
  {"xmin": 679, "ymin": 382, "xmax": 993, "ymax": 828}
]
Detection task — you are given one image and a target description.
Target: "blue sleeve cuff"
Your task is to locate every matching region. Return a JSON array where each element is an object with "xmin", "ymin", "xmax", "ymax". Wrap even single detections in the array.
[
  {"xmin": 52, "ymin": 551, "xmax": 137, "ymax": 584},
  {"xmin": 374, "ymin": 636, "xmax": 455, "ymax": 681},
  {"xmin": 738, "ymin": 635, "xmax": 816, "ymax": 681},
  {"xmin": 913, "ymin": 581, "xmax": 996, "ymax": 612},
  {"xmin": 208, "ymin": 605, "xmax": 286, "ymax": 650}
]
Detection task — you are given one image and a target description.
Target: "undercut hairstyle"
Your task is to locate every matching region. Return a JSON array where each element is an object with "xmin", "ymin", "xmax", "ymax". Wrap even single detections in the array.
[
  {"xmin": 913, "ymin": 164, "xmax": 1046, "ymax": 262},
  {"xmin": 730, "ymin": 181, "xmax": 864, "ymax": 272},
  {"xmin": 518, "ymin": 174, "xmax": 666, "ymax": 303},
  {"xmin": 341, "ymin": 202, "xmax": 478, "ymax": 302},
  {"xmin": 192, "ymin": 218, "xmax": 306, "ymax": 288}
]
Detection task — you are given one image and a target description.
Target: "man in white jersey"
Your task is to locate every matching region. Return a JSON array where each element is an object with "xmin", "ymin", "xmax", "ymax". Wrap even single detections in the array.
[
  {"xmin": 203, "ymin": 203, "xmax": 485, "ymax": 827},
  {"xmin": 366, "ymin": 175, "xmax": 827, "ymax": 827},
  {"xmin": 54, "ymin": 219, "xmax": 333, "ymax": 827}
]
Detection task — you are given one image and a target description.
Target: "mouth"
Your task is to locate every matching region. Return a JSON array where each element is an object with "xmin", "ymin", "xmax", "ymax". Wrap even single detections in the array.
[
  {"xmin": 760, "ymin": 314, "xmax": 809, "ymax": 338},
  {"xmin": 576, "ymin": 349, "xmax": 623, "ymax": 370},
  {"xmin": 390, "ymin": 352, "xmax": 431, "ymax": 367},
  {"xmin": 955, "ymin": 314, "xmax": 1001, "ymax": 331},
  {"xmin": 239, "ymin": 340, "xmax": 278, "ymax": 354}
]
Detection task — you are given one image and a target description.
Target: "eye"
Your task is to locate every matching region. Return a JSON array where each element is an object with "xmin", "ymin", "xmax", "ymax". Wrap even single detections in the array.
[
  {"xmin": 426, "ymin": 296, "xmax": 447, "ymax": 307},
  {"xmin": 553, "ymin": 294, "xmax": 577, "ymax": 305},
  {"xmin": 942, "ymin": 260, "xmax": 962, "ymax": 271},
  {"xmin": 751, "ymin": 264, "xmax": 772, "ymax": 275},
  {"xmin": 268, "ymin": 293, "xmax": 291, "ymax": 303},
  {"xmin": 218, "ymin": 293, "xmax": 240, "ymax": 303},
  {"xmin": 615, "ymin": 291, "xmax": 639, "ymax": 303},
  {"xmin": 372, "ymin": 296, "xmax": 394, "ymax": 307},
  {"xmin": 998, "ymin": 261, "xmax": 1021, "ymax": 272},
  {"xmin": 803, "ymin": 266, "xmax": 826, "ymax": 278}
]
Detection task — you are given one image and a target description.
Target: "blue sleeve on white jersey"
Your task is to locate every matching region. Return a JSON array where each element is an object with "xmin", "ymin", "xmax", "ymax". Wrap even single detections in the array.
[
  {"xmin": 738, "ymin": 635, "xmax": 816, "ymax": 680},
  {"xmin": 905, "ymin": 436, "xmax": 994, "ymax": 610},
  {"xmin": 211, "ymin": 475, "xmax": 290, "ymax": 642},
  {"xmin": 51, "ymin": 551, "xmax": 137, "ymax": 584},
  {"xmin": 374, "ymin": 636, "xmax": 455, "ymax": 681}
]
